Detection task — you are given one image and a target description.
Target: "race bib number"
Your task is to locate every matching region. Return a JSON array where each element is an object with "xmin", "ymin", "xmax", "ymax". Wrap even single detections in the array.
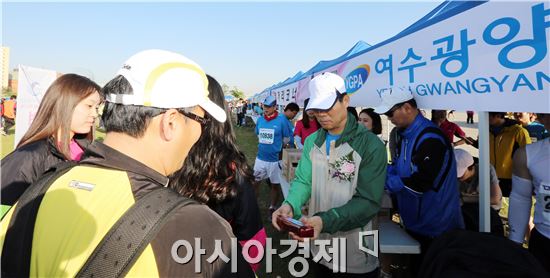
[
  {"xmin": 538, "ymin": 182, "xmax": 550, "ymax": 223},
  {"xmin": 259, "ymin": 128, "xmax": 275, "ymax": 144}
]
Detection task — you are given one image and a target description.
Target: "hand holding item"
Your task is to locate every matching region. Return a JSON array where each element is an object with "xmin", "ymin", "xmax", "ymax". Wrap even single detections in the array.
[
  {"xmin": 272, "ymin": 203, "xmax": 294, "ymax": 231},
  {"xmin": 276, "ymin": 215, "xmax": 314, "ymax": 240},
  {"xmin": 287, "ymin": 216, "xmax": 322, "ymax": 241}
]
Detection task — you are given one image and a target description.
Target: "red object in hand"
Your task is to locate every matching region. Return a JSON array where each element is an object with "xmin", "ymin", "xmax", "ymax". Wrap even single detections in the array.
[{"xmin": 276, "ymin": 215, "xmax": 314, "ymax": 238}]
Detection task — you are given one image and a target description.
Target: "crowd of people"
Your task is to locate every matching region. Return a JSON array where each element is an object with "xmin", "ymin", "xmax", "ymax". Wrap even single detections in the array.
[
  {"xmin": 0, "ymin": 50, "xmax": 548, "ymax": 277},
  {"xmin": 243, "ymin": 73, "xmax": 548, "ymax": 276}
]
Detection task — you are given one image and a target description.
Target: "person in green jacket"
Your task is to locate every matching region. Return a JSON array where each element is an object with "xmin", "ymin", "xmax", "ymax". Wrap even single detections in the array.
[{"xmin": 272, "ymin": 72, "xmax": 386, "ymax": 277}]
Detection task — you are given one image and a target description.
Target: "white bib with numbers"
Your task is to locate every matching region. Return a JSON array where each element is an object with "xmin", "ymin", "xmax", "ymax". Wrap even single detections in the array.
[
  {"xmin": 258, "ymin": 128, "xmax": 275, "ymax": 144},
  {"xmin": 536, "ymin": 182, "xmax": 550, "ymax": 224}
]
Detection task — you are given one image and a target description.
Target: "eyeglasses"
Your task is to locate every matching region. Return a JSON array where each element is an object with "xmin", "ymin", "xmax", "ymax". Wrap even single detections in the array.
[
  {"xmin": 178, "ymin": 109, "xmax": 210, "ymax": 126},
  {"xmin": 384, "ymin": 103, "xmax": 405, "ymax": 118}
]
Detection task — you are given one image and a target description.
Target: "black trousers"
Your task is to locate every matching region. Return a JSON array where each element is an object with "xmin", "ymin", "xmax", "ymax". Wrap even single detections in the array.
[
  {"xmin": 406, "ymin": 229, "xmax": 436, "ymax": 277},
  {"xmin": 529, "ymin": 227, "xmax": 550, "ymax": 274},
  {"xmin": 466, "ymin": 114, "xmax": 474, "ymax": 124},
  {"xmin": 236, "ymin": 113, "xmax": 243, "ymax": 126},
  {"xmin": 3, "ymin": 116, "xmax": 15, "ymax": 133}
]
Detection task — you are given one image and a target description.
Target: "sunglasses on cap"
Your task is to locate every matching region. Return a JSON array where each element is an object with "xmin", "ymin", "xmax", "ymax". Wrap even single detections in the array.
[
  {"xmin": 152, "ymin": 108, "xmax": 210, "ymax": 126},
  {"xmin": 384, "ymin": 103, "xmax": 405, "ymax": 118},
  {"xmin": 179, "ymin": 109, "xmax": 210, "ymax": 126}
]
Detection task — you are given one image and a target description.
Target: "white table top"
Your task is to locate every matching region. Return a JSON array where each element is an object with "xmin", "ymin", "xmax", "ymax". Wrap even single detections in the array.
[{"xmin": 379, "ymin": 220, "xmax": 421, "ymax": 254}]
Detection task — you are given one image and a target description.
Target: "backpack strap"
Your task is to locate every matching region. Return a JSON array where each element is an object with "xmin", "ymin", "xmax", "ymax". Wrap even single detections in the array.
[
  {"xmin": 76, "ymin": 187, "xmax": 196, "ymax": 278},
  {"xmin": 1, "ymin": 161, "xmax": 78, "ymax": 277},
  {"xmin": 411, "ymin": 126, "xmax": 454, "ymax": 192}
]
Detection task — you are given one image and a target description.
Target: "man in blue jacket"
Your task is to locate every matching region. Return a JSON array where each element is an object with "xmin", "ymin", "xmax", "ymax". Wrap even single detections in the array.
[{"xmin": 374, "ymin": 87, "xmax": 463, "ymax": 272}]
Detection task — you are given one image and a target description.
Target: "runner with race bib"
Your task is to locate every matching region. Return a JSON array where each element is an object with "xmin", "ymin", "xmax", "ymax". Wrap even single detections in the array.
[
  {"xmin": 253, "ymin": 95, "xmax": 292, "ymax": 220},
  {"xmin": 509, "ymin": 113, "xmax": 550, "ymax": 273}
]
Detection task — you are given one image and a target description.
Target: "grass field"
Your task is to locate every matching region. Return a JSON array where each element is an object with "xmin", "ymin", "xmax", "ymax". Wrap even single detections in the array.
[
  {"xmin": 1, "ymin": 124, "xmax": 306, "ymax": 277},
  {"xmin": 234, "ymin": 125, "xmax": 310, "ymax": 277},
  {"xmin": 1, "ymin": 129, "xmax": 15, "ymax": 159}
]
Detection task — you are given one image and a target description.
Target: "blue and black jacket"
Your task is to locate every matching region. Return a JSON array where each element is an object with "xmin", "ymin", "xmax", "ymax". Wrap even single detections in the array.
[{"xmin": 392, "ymin": 114, "xmax": 464, "ymax": 237}]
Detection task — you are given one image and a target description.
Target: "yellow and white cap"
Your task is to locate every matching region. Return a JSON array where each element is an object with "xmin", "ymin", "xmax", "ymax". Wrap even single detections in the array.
[{"xmin": 106, "ymin": 49, "xmax": 226, "ymax": 122}]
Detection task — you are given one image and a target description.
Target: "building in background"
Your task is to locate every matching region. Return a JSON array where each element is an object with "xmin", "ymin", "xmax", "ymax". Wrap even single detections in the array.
[
  {"xmin": 1, "ymin": 47, "xmax": 10, "ymax": 90},
  {"xmin": 8, "ymin": 69, "xmax": 18, "ymax": 94}
]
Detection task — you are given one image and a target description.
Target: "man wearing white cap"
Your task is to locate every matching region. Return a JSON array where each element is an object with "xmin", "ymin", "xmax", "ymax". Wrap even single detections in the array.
[
  {"xmin": 0, "ymin": 50, "xmax": 254, "ymax": 277},
  {"xmin": 373, "ymin": 86, "xmax": 463, "ymax": 273},
  {"xmin": 454, "ymin": 148, "xmax": 503, "ymax": 236},
  {"xmin": 272, "ymin": 72, "xmax": 387, "ymax": 276},
  {"xmin": 455, "ymin": 149, "xmax": 502, "ymax": 210},
  {"xmin": 253, "ymin": 95, "xmax": 292, "ymax": 218}
]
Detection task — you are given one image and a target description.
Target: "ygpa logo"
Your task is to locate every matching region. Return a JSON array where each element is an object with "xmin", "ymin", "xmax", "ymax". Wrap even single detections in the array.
[{"xmin": 345, "ymin": 64, "xmax": 370, "ymax": 94}]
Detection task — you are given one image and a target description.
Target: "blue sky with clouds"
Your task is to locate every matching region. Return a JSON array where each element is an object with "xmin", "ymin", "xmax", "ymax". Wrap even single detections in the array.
[{"xmin": 2, "ymin": 1, "xmax": 442, "ymax": 95}]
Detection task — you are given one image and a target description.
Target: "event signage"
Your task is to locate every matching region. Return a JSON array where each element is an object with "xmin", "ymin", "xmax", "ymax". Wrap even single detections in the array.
[
  {"xmin": 261, "ymin": 2, "xmax": 549, "ymax": 113},
  {"xmin": 344, "ymin": 1, "xmax": 549, "ymax": 112},
  {"xmin": 14, "ymin": 65, "xmax": 58, "ymax": 146}
]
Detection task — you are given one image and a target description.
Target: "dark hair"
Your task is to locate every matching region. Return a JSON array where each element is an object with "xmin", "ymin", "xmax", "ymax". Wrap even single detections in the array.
[
  {"xmin": 301, "ymin": 98, "xmax": 320, "ymax": 129},
  {"xmin": 347, "ymin": 106, "xmax": 358, "ymax": 121},
  {"xmin": 489, "ymin": 112, "xmax": 506, "ymax": 118},
  {"xmin": 302, "ymin": 98, "xmax": 312, "ymax": 129},
  {"xmin": 101, "ymin": 75, "xmax": 173, "ymax": 138},
  {"xmin": 284, "ymin": 102, "xmax": 299, "ymax": 112},
  {"xmin": 431, "ymin": 110, "xmax": 447, "ymax": 122},
  {"xmin": 336, "ymin": 91, "xmax": 346, "ymax": 102},
  {"xmin": 359, "ymin": 108, "xmax": 382, "ymax": 135},
  {"xmin": 169, "ymin": 75, "xmax": 254, "ymax": 205},
  {"xmin": 404, "ymin": 98, "xmax": 417, "ymax": 109},
  {"xmin": 18, "ymin": 74, "xmax": 101, "ymax": 159}
]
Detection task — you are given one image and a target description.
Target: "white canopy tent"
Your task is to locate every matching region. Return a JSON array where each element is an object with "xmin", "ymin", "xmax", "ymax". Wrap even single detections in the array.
[{"xmin": 260, "ymin": 0, "xmax": 550, "ymax": 232}]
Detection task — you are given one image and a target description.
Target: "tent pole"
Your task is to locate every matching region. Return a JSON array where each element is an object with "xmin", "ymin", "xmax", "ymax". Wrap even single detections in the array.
[{"xmin": 478, "ymin": 111, "xmax": 491, "ymax": 232}]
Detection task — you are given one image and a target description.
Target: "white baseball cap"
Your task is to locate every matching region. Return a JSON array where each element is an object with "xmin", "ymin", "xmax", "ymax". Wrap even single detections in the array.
[
  {"xmin": 106, "ymin": 49, "xmax": 226, "ymax": 122},
  {"xmin": 373, "ymin": 87, "xmax": 414, "ymax": 114},
  {"xmin": 305, "ymin": 72, "xmax": 346, "ymax": 111},
  {"xmin": 455, "ymin": 148, "xmax": 474, "ymax": 178}
]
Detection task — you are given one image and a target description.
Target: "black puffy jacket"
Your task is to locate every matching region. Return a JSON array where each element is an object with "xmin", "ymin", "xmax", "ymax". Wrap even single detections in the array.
[{"xmin": 1, "ymin": 136, "xmax": 90, "ymax": 206}]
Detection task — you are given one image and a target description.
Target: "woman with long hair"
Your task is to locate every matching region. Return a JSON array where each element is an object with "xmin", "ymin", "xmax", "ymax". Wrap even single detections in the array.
[
  {"xmin": 170, "ymin": 75, "xmax": 265, "ymax": 272},
  {"xmin": 293, "ymin": 98, "xmax": 321, "ymax": 149},
  {"xmin": 359, "ymin": 108, "xmax": 382, "ymax": 135},
  {"xmin": 1, "ymin": 74, "xmax": 102, "ymax": 207},
  {"xmin": 359, "ymin": 108, "xmax": 385, "ymax": 147}
]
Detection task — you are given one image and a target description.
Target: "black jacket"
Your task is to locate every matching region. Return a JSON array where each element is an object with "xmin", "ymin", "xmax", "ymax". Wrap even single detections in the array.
[
  {"xmin": 78, "ymin": 142, "xmax": 255, "ymax": 277},
  {"xmin": 1, "ymin": 136, "xmax": 90, "ymax": 206},
  {"xmin": 419, "ymin": 230, "xmax": 547, "ymax": 278}
]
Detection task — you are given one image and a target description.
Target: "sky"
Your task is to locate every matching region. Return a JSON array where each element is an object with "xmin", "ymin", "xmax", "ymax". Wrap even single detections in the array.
[{"xmin": 2, "ymin": 1, "xmax": 443, "ymax": 96}]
